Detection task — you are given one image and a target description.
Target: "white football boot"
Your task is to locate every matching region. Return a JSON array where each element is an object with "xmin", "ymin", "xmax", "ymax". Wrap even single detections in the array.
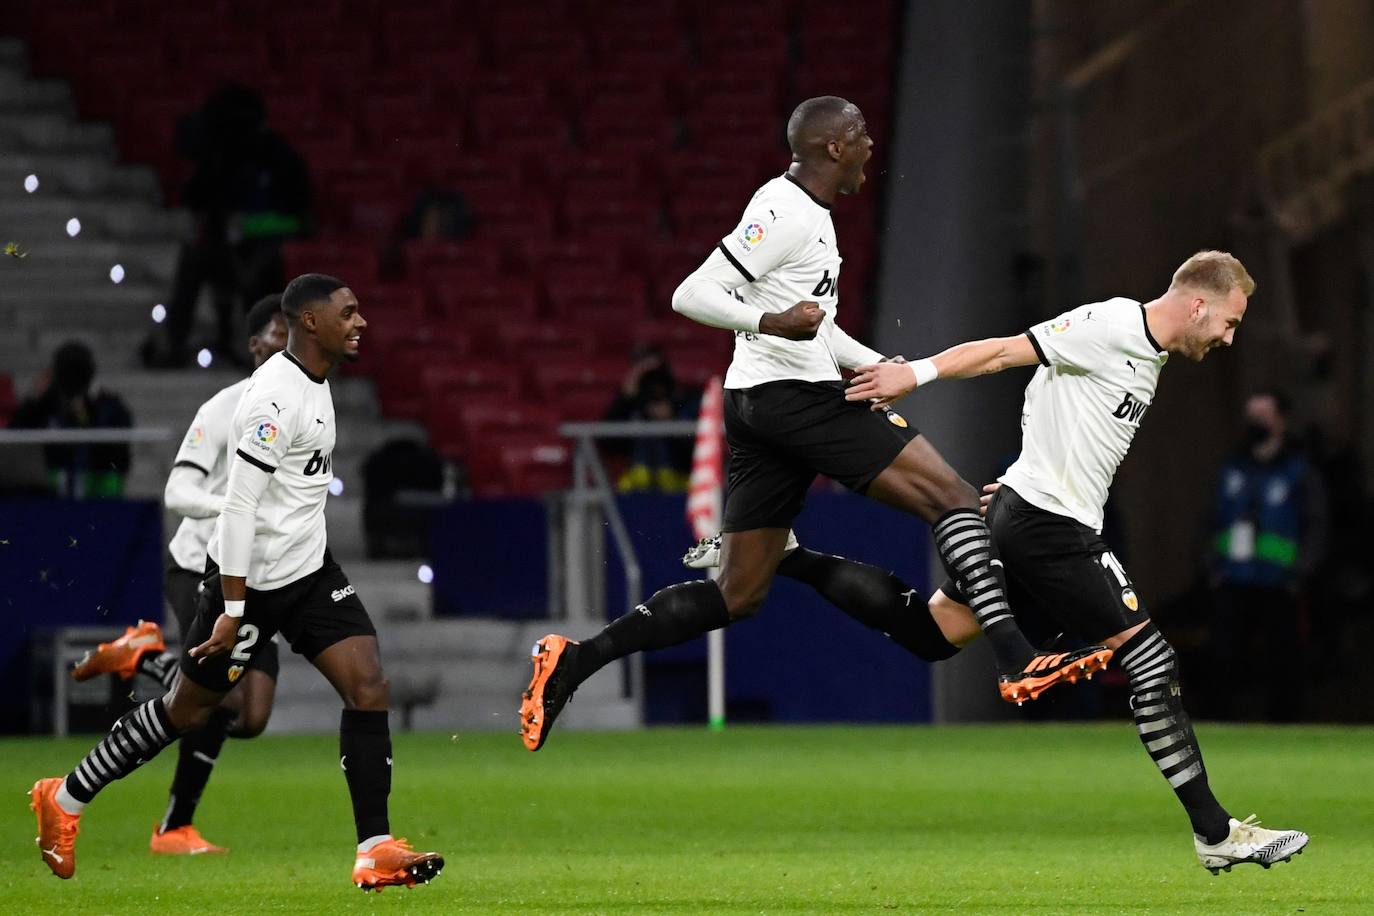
[
  {"xmin": 1195, "ymin": 815, "xmax": 1308, "ymax": 875},
  {"xmin": 682, "ymin": 530, "xmax": 799, "ymax": 569}
]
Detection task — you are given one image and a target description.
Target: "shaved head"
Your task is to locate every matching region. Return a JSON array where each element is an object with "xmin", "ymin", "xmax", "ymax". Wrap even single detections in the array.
[{"xmin": 787, "ymin": 96, "xmax": 858, "ymax": 159}]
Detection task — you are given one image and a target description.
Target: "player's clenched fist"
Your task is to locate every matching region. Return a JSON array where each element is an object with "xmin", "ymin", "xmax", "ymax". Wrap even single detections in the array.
[
  {"xmin": 189, "ymin": 613, "xmax": 238, "ymax": 663},
  {"xmin": 760, "ymin": 300, "xmax": 824, "ymax": 340}
]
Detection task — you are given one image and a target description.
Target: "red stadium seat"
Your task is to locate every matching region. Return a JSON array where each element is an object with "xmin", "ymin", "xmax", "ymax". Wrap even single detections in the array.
[
  {"xmin": 496, "ymin": 325, "xmax": 600, "ymax": 359},
  {"xmin": 375, "ymin": 341, "xmax": 471, "ymax": 419},
  {"xmin": 424, "ymin": 399, "xmax": 561, "ymax": 461},
  {"xmin": 403, "ymin": 240, "xmax": 502, "ymax": 281},
  {"xmin": 430, "ymin": 276, "xmax": 540, "ymax": 322},
  {"xmin": 532, "ymin": 356, "xmax": 624, "ymax": 398},
  {"xmin": 421, "ymin": 360, "xmax": 524, "ymax": 405},
  {"xmin": 281, "ymin": 239, "xmax": 381, "ymax": 287},
  {"xmin": 543, "ymin": 268, "xmax": 647, "ymax": 317},
  {"xmin": 464, "ymin": 435, "xmax": 572, "ymax": 498}
]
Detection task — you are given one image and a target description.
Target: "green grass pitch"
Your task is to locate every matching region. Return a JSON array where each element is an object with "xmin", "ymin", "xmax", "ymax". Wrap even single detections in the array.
[{"xmin": 2, "ymin": 724, "xmax": 1370, "ymax": 913}]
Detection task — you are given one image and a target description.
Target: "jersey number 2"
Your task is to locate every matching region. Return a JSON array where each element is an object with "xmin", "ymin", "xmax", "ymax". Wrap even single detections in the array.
[{"xmin": 230, "ymin": 624, "xmax": 260, "ymax": 661}]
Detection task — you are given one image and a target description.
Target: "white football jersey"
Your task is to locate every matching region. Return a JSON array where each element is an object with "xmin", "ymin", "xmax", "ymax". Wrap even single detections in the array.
[
  {"xmin": 1000, "ymin": 297, "xmax": 1168, "ymax": 532},
  {"xmin": 207, "ymin": 351, "xmax": 335, "ymax": 590},
  {"xmin": 717, "ymin": 174, "xmax": 851, "ymax": 388},
  {"xmin": 167, "ymin": 377, "xmax": 252, "ymax": 575}
]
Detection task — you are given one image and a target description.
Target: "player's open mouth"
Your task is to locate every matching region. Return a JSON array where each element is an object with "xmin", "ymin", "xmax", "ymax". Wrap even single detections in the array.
[{"xmin": 346, "ymin": 335, "xmax": 361, "ymax": 347}]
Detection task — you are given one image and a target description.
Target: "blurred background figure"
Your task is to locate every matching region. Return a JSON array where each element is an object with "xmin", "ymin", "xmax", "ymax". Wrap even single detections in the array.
[
  {"xmin": 604, "ymin": 344, "xmax": 694, "ymax": 493},
  {"xmin": 8, "ymin": 341, "xmax": 133, "ymax": 498},
  {"xmin": 144, "ymin": 84, "xmax": 310, "ymax": 368},
  {"xmin": 1208, "ymin": 390, "xmax": 1328, "ymax": 721}
]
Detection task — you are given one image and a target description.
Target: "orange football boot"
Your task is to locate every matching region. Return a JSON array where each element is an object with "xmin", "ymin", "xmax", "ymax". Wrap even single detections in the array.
[
  {"xmin": 352, "ymin": 837, "xmax": 444, "ymax": 891},
  {"xmin": 150, "ymin": 823, "xmax": 227, "ymax": 855},
  {"xmin": 72, "ymin": 620, "xmax": 165, "ymax": 681},
  {"xmin": 30, "ymin": 777, "xmax": 80, "ymax": 879},
  {"xmin": 520, "ymin": 635, "xmax": 579, "ymax": 751},
  {"xmin": 999, "ymin": 646, "xmax": 1114, "ymax": 706}
]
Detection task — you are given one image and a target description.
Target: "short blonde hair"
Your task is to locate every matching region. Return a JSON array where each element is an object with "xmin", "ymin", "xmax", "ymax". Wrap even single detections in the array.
[{"xmin": 1170, "ymin": 250, "xmax": 1255, "ymax": 297}]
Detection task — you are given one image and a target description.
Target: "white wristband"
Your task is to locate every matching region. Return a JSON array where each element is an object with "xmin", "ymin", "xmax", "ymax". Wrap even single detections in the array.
[
  {"xmin": 910, "ymin": 358, "xmax": 939, "ymax": 387},
  {"xmin": 224, "ymin": 599, "xmax": 246, "ymax": 619}
]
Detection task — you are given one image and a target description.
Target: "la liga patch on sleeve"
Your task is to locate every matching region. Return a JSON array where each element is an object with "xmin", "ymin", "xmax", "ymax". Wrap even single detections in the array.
[{"xmin": 737, "ymin": 221, "xmax": 767, "ymax": 251}]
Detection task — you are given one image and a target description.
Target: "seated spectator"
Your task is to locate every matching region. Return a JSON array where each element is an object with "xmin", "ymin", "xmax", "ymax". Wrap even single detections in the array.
[
  {"xmin": 604, "ymin": 345, "xmax": 693, "ymax": 493},
  {"xmin": 9, "ymin": 341, "xmax": 133, "ymax": 498},
  {"xmin": 145, "ymin": 84, "xmax": 310, "ymax": 368},
  {"xmin": 399, "ymin": 187, "xmax": 475, "ymax": 241}
]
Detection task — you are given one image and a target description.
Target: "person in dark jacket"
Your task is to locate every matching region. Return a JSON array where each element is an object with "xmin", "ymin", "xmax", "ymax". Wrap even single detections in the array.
[
  {"xmin": 146, "ymin": 84, "xmax": 310, "ymax": 368},
  {"xmin": 1209, "ymin": 389, "xmax": 1328, "ymax": 720},
  {"xmin": 9, "ymin": 341, "xmax": 133, "ymax": 497}
]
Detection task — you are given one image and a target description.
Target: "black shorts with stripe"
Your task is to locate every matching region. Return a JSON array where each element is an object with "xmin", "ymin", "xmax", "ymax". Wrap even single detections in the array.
[
  {"xmin": 178, "ymin": 549, "xmax": 374, "ymax": 693},
  {"xmin": 722, "ymin": 380, "xmax": 919, "ymax": 532},
  {"xmin": 943, "ymin": 484, "xmax": 1149, "ymax": 645}
]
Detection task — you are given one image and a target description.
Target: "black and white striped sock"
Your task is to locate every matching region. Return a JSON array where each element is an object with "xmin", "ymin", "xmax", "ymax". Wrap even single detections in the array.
[
  {"xmin": 931, "ymin": 508, "xmax": 1033, "ymax": 673},
  {"xmin": 63, "ymin": 698, "xmax": 178, "ymax": 805},
  {"xmin": 137, "ymin": 650, "xmax": 179, "ymax": 690},
  {"xmin": 1119, "ymin": 624, "xmax": 1231, "ymax": 843}
]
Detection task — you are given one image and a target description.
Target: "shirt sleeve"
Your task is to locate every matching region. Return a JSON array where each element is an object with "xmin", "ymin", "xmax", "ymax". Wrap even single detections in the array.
[
  {"xmin": 671, "ymin": 247, "xmax": 766, "ymax": 332},
  {"xmin": 1024, "ymin": 305, "xmax": 1114, "ymax": 373},
  {"xmin": 825, "ymin": 316, "xmax": 884, "ymax": 369},
  {"xmin": 231, "ymin": 385, "xmax": 293, "ymax": 474},
  {"xmin": 172, "ymin": 406, "xmax": 217, "ymax": 476},
  {"xmin": 716, "ymin": 203, "xmax": 810, "ymax": 283}
]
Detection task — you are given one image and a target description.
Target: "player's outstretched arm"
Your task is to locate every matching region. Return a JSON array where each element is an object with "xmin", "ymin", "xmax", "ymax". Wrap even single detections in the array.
[
  {"xmin": 845, "ymin": 334, "xmax": 1039, "ymax": 407},
  {"xmin": 164, "ymin": 464, "xmax": 222, "ymax": 519}
]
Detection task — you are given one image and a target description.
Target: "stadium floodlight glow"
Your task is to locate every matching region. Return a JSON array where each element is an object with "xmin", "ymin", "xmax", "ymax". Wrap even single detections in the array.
[
  {"xmin": 417, "ymin": 564, "xmax": 434, "ymax": 584},
  {"xmin": 23, "ymin": 174, "xmax": 38, "ymax": 193},
  {"xmin": 151, "ymin": 303, "xmax": 166, "ymax": 323},
  {"xmin": 328, "ymin": 477, "xmax": 344, "ymax": 496},
  {"xmin": 196, "ymin": 348, "xmax": 213, "ymax": 368},
  {"xmin": 66, "ymin": 217, "xmax": 81, "ymax": 237},
  {"xmin": 109, "ymin": 264, "xmax": 125, "ymax": 284}
]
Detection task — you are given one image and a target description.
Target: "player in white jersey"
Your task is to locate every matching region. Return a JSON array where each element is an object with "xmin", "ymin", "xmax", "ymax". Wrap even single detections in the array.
[
  {"xmin": 69, "ymin": 295, "xmax": 287, "ymax": 856},
  {"xmin": 518, "ymin": 96, "xmax": 1107, "ymax": 754},
  {"xmin": 830, "ymin": 250, "xmax": 1306, "ymax": 872},
  {"xmin": 32, "ymin": 275, "xmax": 444, "ymax": 891}
]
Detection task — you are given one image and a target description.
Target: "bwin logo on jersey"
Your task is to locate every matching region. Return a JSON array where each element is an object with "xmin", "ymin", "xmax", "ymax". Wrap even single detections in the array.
[
  {"xmin": 1112, "ymin": 392, "xmax": 1149, "ymax": 424},
  {"xmin": 810, "ymin": 268, "xmax": 838, "ymax": 297},
  {"xmin": 331, "ymin": 584, "xmax": 356, "ymax": 602},
  {"xmin": 304, "ymin": 449, "xmax": 332, "ymax": 475}
]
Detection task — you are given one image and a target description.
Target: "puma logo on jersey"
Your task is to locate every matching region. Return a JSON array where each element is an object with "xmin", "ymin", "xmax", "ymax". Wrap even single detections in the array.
[
  {"xmin": 1126, "ymin": 360, "xmax": 1136, "ymax": 374},
  {"xmin": 901, "ymin": 588, "xmax": 920, "ymax": 607},
  {"xmin": 331, "ymin": 584, "xmax": 356, "ymax": 602},
  {"xmin": 1112, "ymin": 392, "xmax": 1149, "ymax": 424}
]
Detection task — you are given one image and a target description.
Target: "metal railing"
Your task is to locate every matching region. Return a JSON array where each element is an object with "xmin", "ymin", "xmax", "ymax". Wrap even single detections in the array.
[{"xmin": 556, "ymin": 420, "xmax": 699, "ymax": 719}]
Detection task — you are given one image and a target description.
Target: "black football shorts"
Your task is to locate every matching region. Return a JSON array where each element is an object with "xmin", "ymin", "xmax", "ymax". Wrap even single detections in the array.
[
  {"xmin": 942, "ymin": 484, "xmax": 1149, "ymax": 645},
  {"xmin": 722, "ymin": 379, "xmax": 919, "ymax": 532},
  {"xmin": 179, "ymin": 550, "xmax": 374, "ymax": 693}
]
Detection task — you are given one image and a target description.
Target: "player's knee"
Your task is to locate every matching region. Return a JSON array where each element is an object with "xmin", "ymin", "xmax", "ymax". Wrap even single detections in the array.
[
  {"xmin": 717, "ymin": 576, "xmax": 769, "ymax": 619},
  {"xmin": 233, "ymin": 705, "xmax": 271, "ymax": 739},
  {"xmin": 344, "ymin": 673, "xmax": 390, "ymax": 711}
]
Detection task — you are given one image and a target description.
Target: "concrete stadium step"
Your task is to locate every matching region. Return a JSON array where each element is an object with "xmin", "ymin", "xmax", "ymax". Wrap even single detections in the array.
[
  {"xmin": 0, "ymin": 113, "xmax": 115, "ymax": 153},
  {"xmin": 2, "ymin": 242, "xmax": 178, "ymax": 285},
  {"xmin": 0, "ymin": 74, "xmax": 72, "ymax": 112},
  {"xmin": 0, "ymin": 195, "xmax": 184, "ymax": 240},
  {"xmin": 0, "ymin": 154, "xmax": 160, "ymax": 197}
]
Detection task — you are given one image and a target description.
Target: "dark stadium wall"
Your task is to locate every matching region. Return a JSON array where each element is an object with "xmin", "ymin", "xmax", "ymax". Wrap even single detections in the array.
[
  {"xmin": 870, "ymin": 1, "xmax": 1035, "ymax": 721},
  {"xmin": 1, "ymin": 500, "xmax": 164, "ymax": 733}
]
